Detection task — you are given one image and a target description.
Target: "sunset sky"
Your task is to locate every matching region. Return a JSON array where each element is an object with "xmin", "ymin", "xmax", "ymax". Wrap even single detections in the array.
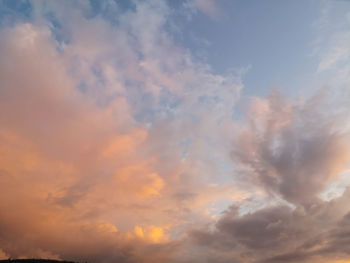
[{"xmin": 1, "ymin": 0, "xmax": 350, "ymax": 262}]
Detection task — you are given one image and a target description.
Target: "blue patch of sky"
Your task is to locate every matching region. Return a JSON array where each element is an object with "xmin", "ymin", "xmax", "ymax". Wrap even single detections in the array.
[
  {"xmin": 0, "ymin": 0, "xmax": 32, "ymax": 26},
  {"xmin": 43, "ymin": 10, "xmax": 71, "ymax": 52},
  {"xmin": 87, "ymin": 0, "xmax": 136, "ymax": 25},
  {"xmin": 158, "ymin": 88, "xmax": 182, "ymax": 113},
  {"xmin": 77, "ymin": 82, "xmax": 88, "ymax": 94},
  {"xmin": 132, "ymin": 91, "xmax": 157, "ymax": 123},
  {"xmin": 0, "ymin": 0, "xmax": 71, "ymax": 50},
  {"xmin": 169, "ymin": 0, "xmax": 321, "ymax": 99},
  {"xmin": 132, "ymin": 88, "xmax": 182, "ymax": 123}
]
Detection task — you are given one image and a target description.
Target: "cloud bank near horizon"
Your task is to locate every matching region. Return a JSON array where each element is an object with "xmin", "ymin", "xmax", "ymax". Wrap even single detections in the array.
[{"xmin": 1, "ymin": 1, "xmax": 350, "ymax": 263}]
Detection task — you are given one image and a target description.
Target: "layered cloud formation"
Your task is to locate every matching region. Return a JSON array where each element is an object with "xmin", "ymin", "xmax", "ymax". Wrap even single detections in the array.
[{"xmin": 0, "ymin": 1, "xmax": 350, "ymax": 263}]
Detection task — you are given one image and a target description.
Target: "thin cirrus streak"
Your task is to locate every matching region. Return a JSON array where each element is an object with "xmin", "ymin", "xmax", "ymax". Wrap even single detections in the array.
[{"xmin": 0, "ymin": 1, "xmax": 350, "ymax": 263}]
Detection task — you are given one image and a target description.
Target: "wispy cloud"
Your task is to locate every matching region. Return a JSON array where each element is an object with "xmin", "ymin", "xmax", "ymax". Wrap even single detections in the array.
[
  {"xmin": 193, "ymin": 0, "xmax": 222, "ymax": 20},
  {"xmin": 0, "ymin": 1, "xmax": 350, "ymax": 263}
]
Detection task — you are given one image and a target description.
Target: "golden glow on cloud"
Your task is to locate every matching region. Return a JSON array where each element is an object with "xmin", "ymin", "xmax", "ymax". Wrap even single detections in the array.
[
  {"xmin": 139, "ymin": 173, "xmax": 164, "ymax": 198},
  {"xmin": 102, "ymin": 129, "xmax": 148, "ymax": 159},
  {"xmin": 0, "ymin": 1, "xmax": 350, "ymax": 263},
  {"xmin": 97, "ymin": 222, "xmax": 119, "ymax": 234},
  {"xmin": 133, "ymin": 225, "xmax": 170, "ymax": 244}
]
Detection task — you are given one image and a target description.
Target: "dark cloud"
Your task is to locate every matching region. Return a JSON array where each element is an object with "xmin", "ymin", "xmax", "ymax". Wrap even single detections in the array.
[
  {"xmin": 188, "ymin": 91, "xmax": 350, "ymax": 263},
  {"xmin": 233, "ymin": 91, "xmax": 350, "ymax": 206},
  {"xmin": 190, "ymin": 186, "xmax": 350, "ymax": 263}
]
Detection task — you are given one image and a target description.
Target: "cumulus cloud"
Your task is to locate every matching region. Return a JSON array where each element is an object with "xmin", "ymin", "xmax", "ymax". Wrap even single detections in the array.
[
  {"xmin": 1, "ymin": 1, "xmax": 350, "ymax": 263},
  {"xmin": 0, "ymin": 0, "xmax": 241, "ymax": 262},
  {"xmin": 189, "ymin": 90, "xmax": 350, "ymax": 263}
]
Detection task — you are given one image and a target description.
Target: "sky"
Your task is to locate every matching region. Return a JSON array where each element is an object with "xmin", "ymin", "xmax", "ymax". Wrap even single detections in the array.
[{"xmin": 1, "ymin": 0, "xmax": 350, "ymax": 262}]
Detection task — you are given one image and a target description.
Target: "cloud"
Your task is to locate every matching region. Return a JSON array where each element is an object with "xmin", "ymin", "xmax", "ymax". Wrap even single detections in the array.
[
  {"xmin": 232, "ymin": 90, "xmax": 350, "ymax": 206},
  {"xmin": 318, "ymin": 31, "xmax": 350, "ymax": 72},
  {"xmin": 0, "ymin": 0, "xmax": 241, "ymax": 262},
  {"xmin": 190, "ymin": 188, "xmax": 350, "ymax": 263},
  {"xmin": 1, "ymin": 1, "xmax": 350, "ymax": 263},
  {"xmin": 193, "ymin": 0, "xmax": 222, "ymax": 20},
  {"xmin": 188, "ymin": 90, "xmax": 350, "ymax": 263}
]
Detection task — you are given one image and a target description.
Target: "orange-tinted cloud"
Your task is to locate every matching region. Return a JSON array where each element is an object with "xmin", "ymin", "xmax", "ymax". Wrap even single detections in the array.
[{"xmin": 0, "ymin": 1, "xmax": 350, "ymax": 263}]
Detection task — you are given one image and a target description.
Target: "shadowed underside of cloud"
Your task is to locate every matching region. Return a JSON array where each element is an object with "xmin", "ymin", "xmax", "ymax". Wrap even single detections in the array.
[
  {"xmin": 0, "ymin": 1, "xmax": 350, "ymax": 263},
  {"xmin": 233, "ymin": 91, "xmax": 350, "ymax": 206},
  {"xmin": 189, "ymin": 91, "xmax": 350, "ymax": 263},
  {"xmin": 191, "ymin": 189, "xmax": 350, "ymax": 263}
]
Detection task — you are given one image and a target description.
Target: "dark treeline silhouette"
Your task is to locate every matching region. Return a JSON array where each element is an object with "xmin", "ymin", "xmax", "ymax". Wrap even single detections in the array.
[{"xmin": 0, "ymin": 259, "xmax": 80, "ymax": 263}]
